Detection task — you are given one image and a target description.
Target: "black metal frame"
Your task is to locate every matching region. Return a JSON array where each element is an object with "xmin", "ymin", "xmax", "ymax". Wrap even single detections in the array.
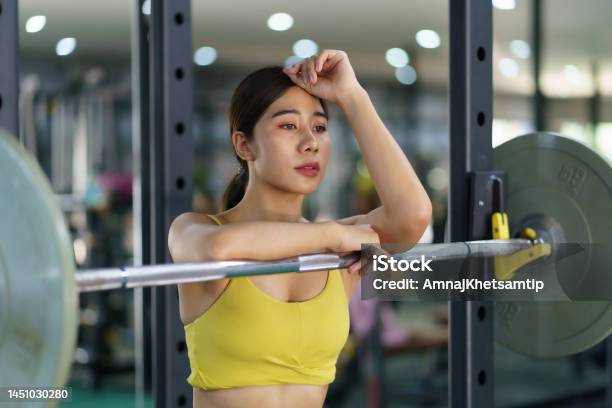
[
  {"xmin": 448, "ymin": 0, "xmax": 494, "ymax": 406},
  {"xmin": 0, "ymin": 0, "xmax": 19, "ymax": 136},
  {"xmin": 532, "ymin": 0, "xmax": 545, "ymax": 131},
  {"xmin": 148, "ymin": 0, "xmax": 193, "ymax": 406}
]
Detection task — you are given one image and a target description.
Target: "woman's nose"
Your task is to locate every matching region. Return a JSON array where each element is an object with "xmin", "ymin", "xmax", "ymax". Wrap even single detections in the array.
[{"xmin": 299, "ymin": 129, "xmax": 319, "ymax": 152}]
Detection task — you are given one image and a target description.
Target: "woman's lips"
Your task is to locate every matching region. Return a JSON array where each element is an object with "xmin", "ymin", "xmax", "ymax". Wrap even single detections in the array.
[
  {"xmin": 295, "ymin": 162, "xmax": 320, "ymax": 177},
  {"xmin": 295, "ymin": 167, "xmax": 319, "ymax": 177}
]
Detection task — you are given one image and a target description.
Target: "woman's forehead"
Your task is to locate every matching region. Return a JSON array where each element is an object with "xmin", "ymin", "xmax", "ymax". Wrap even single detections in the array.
[{"xmin": 267, "ymin": 87, "xmax": 324, "ymax": 114}]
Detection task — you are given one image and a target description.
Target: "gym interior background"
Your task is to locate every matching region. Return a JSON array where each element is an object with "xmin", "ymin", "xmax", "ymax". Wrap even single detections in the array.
[{"xmin": 6, "ymin": 0, "xmax": 612, "ymax": 406}]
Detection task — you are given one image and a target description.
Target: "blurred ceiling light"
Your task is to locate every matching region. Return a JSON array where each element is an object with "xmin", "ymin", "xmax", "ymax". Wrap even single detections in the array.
[
  {"xmin": 142, "ymin": 0, "xmax": 151, "ymax": 15},
  {"xmin": 193, "ymin": 46, "xmax": 217, "ymax": 66},
  {"xmin": 56, "ymin": 37, "xmax": 77, "ymax": 56},
  {"xmin": 284, "ymin": 55, "xmax": 303, "ymax": 67},
  {"xmin": 75, "ymin": 347, "xmax": 90, "ymax": 364},
  {"xmin": 510, "ymin": 40, "xmax": 530, "ymax": 59},
  {"xmin": 293, "ymin": 39, "xmax": 318, "ymax": 58},
  {"xmin": 499, "ymin": 58, "xmax": 519, "ymax": 78},
  {"xmin": 25, "ymin": 15, "xmax": 46, "ymax": 33},
  {"xmin": 73, "ymin": 238, "xmax": 87, "ymax": 265},
  {"xmin": 563, "ymin": 65, "xmax": 582, "ymax": 82},
  {"xmin": 415, "ymin": 29, "xmax": 441, "ymax": 49},
  {"xmin": 395, "ymin": 65, "xmax": 417, "ymax": 85},
  {"xmin": 385, "ymin": 48, "xmax": 409, "ymax": 68},
  {"xmin": 492, "ymin": 0, "xmax": 516, "ymax": 10},
  {"xmin": 267, "ymin": 12, "xmax": 293, "ymax": 31},
  {"xmin": 426, "ymin": 167, "xmax": 448, "ymax": 191}
]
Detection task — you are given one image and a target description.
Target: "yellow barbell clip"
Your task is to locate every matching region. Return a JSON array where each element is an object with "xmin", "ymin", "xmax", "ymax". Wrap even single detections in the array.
[
  {"xmin": 492, "ymin": 212, "xmax": 510, "ymax": 240},
  {"xmin": 494, "ymin": 227, "xmax": 551, "ymax": 281}
]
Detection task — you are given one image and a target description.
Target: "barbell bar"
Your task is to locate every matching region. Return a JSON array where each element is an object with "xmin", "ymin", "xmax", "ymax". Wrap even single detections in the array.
[
  {"xmin": 1, "ymin": 129, "xmax": 611, "ymax": 396},
  {"xmin": 75, "ymin": 239, "xmax": 534, "ymax": 292}
]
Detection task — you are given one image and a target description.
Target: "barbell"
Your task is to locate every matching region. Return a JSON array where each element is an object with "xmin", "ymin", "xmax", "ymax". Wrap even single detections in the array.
[{"xmin": 0, "ymin": 129, "xmax": 611, "ymax": 397}]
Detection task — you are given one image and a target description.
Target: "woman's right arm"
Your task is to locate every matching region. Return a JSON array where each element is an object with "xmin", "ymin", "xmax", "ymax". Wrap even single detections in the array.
[{"xmin": 168, "ymin": 212, "xmax": 378, "ymax": 262}]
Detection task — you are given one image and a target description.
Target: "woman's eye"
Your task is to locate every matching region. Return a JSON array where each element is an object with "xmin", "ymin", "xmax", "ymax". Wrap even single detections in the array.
[
  {"xmin": 282, "ymin": 124, "xmax": 297, "ymax": 130},
  {"xmin": 315, "ymin": 125, "xmax": 327, "ymax": 133}
]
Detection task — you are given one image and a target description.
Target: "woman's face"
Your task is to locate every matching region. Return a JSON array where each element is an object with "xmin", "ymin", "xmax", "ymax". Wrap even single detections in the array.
[{"xmin": 248, "ymin": 86, "xmax": 331, "ymax": 195}]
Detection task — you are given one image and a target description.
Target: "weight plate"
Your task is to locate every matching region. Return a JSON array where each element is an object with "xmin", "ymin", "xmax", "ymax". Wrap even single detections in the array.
[
  {"xmin": 0, "ymin": 130, "xmax": 78, "ymax": 397},
  {"xmin": 494, "ymin": 132, "xmax": 612, "ymax": 358}
]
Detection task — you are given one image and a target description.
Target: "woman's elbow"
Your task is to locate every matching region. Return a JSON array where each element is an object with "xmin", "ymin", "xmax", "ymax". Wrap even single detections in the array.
[
  {"xmin": 397, "ymin": 200, "xmax": 432, "ymax": 242},
  {"xmin": 168, "ymin": 220, "xmax": 229, "ymax": 262},
  {"xmin": 416, "ymin": 199, "xmax": 433, "ymax": 229}
]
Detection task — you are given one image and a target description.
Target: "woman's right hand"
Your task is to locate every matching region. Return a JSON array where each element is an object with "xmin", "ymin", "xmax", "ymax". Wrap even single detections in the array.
[{"xmin": 330, "ymin": 222, "xmax": 380, "ymax": 253}]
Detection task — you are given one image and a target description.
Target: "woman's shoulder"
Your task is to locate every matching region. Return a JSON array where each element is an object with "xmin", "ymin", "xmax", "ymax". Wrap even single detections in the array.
[
  {"xmin": 171, "ymin": 211, "xmax": 224, "ymax": 229},
  {"xmin": 168, "ymin": 212, "xmax": 227, "ymax": 262}
]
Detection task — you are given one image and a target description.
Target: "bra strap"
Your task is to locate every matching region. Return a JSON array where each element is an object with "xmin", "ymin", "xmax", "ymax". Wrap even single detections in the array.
[{"xmin": 206, "ymin": 214, "xmax": 223, "ymax": 225}]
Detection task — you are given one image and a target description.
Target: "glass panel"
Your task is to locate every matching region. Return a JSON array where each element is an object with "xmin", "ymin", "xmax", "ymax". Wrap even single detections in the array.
[{"xmin": 494, "ymin": 0, "xmax": 610, "ymax": 405}]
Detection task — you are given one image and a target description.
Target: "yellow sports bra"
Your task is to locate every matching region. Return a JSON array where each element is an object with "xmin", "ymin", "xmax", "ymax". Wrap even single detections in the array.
[{"xmin": 184, "ymin": 214, "xmax": 351, "ymax": 390}]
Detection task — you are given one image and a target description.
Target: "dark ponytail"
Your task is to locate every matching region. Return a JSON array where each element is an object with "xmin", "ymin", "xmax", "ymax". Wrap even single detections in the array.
[
  {"xmin": 221, "ymin": 164, "xmax": 248, "ymax": 211},
  {"xmin": 221, "ymin": 65, "xmax": 328, "ymax": 210}
]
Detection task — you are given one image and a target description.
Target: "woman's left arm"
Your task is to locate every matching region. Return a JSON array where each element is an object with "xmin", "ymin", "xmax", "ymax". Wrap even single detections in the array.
[
  {"xmin": 284, "ymin": 49, "xmax": 432, "ymax": 243},
  {"xmin": 337, "ymin": 88, "xmax": 432, "ymax": 243}
]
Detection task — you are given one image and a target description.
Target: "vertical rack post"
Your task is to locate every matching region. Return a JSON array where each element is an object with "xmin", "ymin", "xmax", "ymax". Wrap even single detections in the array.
[
  {"xmin": 0, "ymin": 0, "xmax": 19, "ymax": 137},
  {"xmin": 149, "ymin": 0, "xmax": 194, "ymax": 406},
  {"xmin": 532, "ymin": 0, "xmax": 545, "ymax": 131},
  {"xmin": 448, "ymin": 0, "xmax": 494, "ymax": 406}
]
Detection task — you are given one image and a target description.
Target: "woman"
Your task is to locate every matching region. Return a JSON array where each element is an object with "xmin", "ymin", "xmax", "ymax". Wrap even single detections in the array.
[{"xmin": 168, "ymin": 49, "xmax": 432, "ymax": 408}]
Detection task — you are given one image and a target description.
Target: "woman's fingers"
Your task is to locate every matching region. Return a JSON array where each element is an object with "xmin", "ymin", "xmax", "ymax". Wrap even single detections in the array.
[
  {"xmin": 283, "ymin": 50, "xmax": 340, "ymax": 84},
  {"xmin": 285, "ymin": 58, "xmax": 312, "ymax": 76},
  {"xmin": 287, "ymin": 57, "xmax": 317, "ymax": 86},
  {"xmin": 315, "ymin": 49, "xmax": 342, "ymax": 72},
  {"xmin": 315, "ymin": 50, "xmax": 332, "ymax": 72},
  {"xmin": 304, "ymin": 57, "xmax": 316, "ymax": 84},
  {"xmin": 284, "ymin": 49, "xmax": 346, "ymax": 79},
  {"xmin": 321, "ymin": 50, "xmax": 345, "ymax": 72},
  {"xmin": 283, "ymin": 64, "xmax": 306, "ymax": 86},
  {"xmin": 348, "ymin": 260, "xmax": 362, "ymax": 274},
  {"xmin": 283, "ymin": 63, "xmax": 300, "ymax": 74},
  {"xmin": 283, "ymin": 64, "xmax": 308, "ymax": 88},
  {"xmin": 322, "ymin": 51, "xmax": 344, "ymax": 73}
]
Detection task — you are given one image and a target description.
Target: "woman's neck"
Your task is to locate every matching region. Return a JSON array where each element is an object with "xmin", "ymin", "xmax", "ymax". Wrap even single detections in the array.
[{"xmin": 224, "ymin": 181, "xmax": 308, "ymax": 223}]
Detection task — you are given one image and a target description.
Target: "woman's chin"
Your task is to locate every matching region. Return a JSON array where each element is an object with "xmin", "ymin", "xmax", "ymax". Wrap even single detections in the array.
[
  {"xmin": 287, "ymin": 183, "xmax": 319, "ymax": 196},
  {"xmin": 296, "ymin": 178, "xmax": 321, "ymax": 193}
]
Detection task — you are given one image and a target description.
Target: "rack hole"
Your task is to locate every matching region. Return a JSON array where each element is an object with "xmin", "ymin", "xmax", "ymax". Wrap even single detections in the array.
[
  {"xmin": 174, "ymin": 12, "xmax": 184, "ymax": 25},
  {"xmin": 478, "ymin": 370, "xmax": 487, "ymax": 385},
  {"xmin": 175, "ymin": 68, "xmax": 184, "ymax": 80},
  {"xmin": 477, "ymin": 112, "xmax": 486, "ymax": 126},
  {"xmin": 176, "ymin": 177, "xmax": 185, "ymax": 190},
  {"xmin": 477, "ymin": 47, "xmax": 486, "ymax": 61},
  {"xmin": 478, "ymin": 306, "xmax": 486, "ymax": 321}
]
